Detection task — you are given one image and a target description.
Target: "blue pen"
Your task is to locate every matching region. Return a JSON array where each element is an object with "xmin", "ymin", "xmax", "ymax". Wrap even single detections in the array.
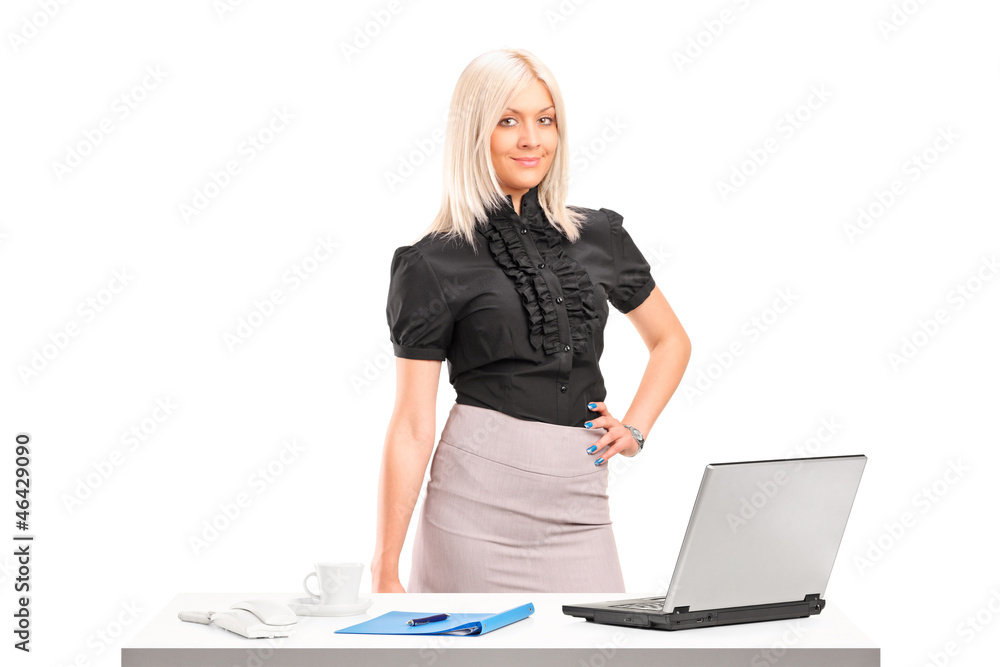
[{"xmin": 408, "ymin": 613, "xmax": 449, "ymax": 626}]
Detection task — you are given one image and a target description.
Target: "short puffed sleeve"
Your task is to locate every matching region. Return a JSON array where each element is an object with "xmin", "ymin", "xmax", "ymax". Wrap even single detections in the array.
[
  {"xmin": 602, "ymin": 208, "xmax": 656, "ymax": 314},
  {"xmin": 386, "ymin": 245, "xmax": 454, "ymax": 360}
]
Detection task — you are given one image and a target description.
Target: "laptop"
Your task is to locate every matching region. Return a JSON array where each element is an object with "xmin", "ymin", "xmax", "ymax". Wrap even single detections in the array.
[{"xmin": 562, "ymin": 454, "xmax": 866, "ymax": 630}]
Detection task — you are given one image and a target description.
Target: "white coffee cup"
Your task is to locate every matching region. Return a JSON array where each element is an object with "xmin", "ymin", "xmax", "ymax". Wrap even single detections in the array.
[{"xmin": 302, "ymin": 562, "xmax": 363, "ymax": 606}]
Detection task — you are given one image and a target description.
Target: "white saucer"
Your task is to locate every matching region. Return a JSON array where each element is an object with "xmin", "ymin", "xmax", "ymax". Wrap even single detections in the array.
[{"xmin": 287, "ymin": 597, "xmax": 374, "ymax": 617}]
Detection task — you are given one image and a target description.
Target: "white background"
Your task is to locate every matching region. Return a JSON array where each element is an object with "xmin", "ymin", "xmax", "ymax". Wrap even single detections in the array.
[{"xmin": 2, "ymin": 1, "xmax": 998, "ymax": 665}]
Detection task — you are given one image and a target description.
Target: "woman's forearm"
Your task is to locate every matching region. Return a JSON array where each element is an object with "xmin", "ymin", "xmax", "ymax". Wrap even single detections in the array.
[
  {"xmin": 622, "ymin": 332, "xmax": 692, "ymax": 442},
  {"xmin": 372, "ymin": 426, "xmax": 435, "ymax": 579}
]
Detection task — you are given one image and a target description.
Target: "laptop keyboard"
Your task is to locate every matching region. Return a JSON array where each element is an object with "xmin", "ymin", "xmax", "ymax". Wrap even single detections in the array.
[{"xmin": 609, "ymin": 597, "xmax": 666, "ymax": 611}]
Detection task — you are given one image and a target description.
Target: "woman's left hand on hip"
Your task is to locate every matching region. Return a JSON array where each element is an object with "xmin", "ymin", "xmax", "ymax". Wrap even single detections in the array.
[{"xmin": 583, "ymin": 401, "xmax": 639, "ymax": 464}]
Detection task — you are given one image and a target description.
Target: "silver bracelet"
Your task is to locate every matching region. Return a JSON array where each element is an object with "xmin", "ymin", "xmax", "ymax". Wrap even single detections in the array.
[{"xmin": 622, "ymin": 424, "xmax": 645, "ymax": 454}]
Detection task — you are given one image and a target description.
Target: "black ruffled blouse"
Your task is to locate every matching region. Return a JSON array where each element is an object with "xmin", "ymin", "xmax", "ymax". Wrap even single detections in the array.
[{"xmin": 386, "ymin": 184, "xmax": 655, "ymax": 427}]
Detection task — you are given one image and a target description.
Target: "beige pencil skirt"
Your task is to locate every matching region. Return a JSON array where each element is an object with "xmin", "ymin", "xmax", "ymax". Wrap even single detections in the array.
[{"xmin": 407, "ymin": 402, "xmax": 626, "ymax": 594}]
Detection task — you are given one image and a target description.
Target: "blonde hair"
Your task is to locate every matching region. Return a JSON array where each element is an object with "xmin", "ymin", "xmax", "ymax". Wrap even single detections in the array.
[{"xmin": 419, "ymin": 48, "xmax": 585, "ymax": 251}]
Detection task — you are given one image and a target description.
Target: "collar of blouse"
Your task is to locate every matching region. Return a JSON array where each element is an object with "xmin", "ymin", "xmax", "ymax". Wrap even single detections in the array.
[
  {"xmin": 477, "ymin": 185, "xmax": 599, "ymax": 356},
  {"xmin": 495, "ymin": 184, "xmax": 544, "ymax": 226}
]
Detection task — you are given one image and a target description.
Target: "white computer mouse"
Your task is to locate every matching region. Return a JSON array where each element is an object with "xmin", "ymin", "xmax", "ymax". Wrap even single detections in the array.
[{"xmin": 230, "ymin": 599, "xmax": 298, "ymax": 626}]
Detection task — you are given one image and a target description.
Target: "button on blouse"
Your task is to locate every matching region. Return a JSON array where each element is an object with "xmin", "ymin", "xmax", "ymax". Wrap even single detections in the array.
[{"xmin": 386, "ymin": 185, "xmax": 655, "ymax": 427}]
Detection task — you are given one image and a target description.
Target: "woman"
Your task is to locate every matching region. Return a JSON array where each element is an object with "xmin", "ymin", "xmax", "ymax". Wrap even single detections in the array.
[{"xmin": 372, "ymin": 48, "xmax": 691, "ymax": 594}]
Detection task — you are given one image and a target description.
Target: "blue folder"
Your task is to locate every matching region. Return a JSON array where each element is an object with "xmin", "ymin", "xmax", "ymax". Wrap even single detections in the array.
[{"xmin": 334, "ymin": 602, "xmax": 534, "ymax": 636}]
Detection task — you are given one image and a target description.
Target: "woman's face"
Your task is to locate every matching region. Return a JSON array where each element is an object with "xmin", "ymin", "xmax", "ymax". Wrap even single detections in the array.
[{"xmin": 490, "ymin": 79, "xmax": 558, "ymax": 206}]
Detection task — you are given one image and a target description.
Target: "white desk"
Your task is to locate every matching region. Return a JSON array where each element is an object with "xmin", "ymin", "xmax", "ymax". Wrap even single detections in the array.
[{"xmin": 122, "ymin": 592, "xmax": 879, "ymax": 666}]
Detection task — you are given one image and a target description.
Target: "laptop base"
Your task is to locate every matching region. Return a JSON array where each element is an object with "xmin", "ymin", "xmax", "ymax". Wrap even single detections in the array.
[{"xmin": 562, "ymin": 594, "xmax": 825, "ymax": 631}]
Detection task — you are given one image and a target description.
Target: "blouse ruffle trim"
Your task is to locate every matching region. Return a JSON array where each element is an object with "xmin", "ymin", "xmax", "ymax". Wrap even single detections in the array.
[{"xmin": 480, "ymin": 217, "xmax": 598, "ymax": 356}]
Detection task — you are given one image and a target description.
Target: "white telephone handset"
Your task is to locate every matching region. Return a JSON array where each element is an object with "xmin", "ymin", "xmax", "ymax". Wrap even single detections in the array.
[{"xmin": 179, "ymin": 599, "xmax": 298, "ymax": 638}]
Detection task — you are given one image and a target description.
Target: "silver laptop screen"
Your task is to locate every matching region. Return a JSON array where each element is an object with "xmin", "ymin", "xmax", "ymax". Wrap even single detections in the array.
[{"xmin": 663, "ymin": 455, "xmax": 866, "ymax": 612}]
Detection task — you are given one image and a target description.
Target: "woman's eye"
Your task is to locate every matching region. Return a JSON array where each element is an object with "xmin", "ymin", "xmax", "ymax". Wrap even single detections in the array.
[{"xmin": 498, "ymin": 116, "xmax": 556, "ymax": 127}]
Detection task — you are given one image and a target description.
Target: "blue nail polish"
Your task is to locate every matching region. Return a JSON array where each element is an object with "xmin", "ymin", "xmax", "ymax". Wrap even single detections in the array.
[
  {"xmin": 595, "ymin": 457, "xmax": 604, "ymax": 466},
  {"xmin": 584, "ymin": 421, "xmax": 592, "ymax": 428},
  {"xmin": 587, "ymin": 445, "xmax": 597, "ymax": 454},
  {"xmin": 587, "ymin": 402, "xmax": 596, "ymax": 409}
]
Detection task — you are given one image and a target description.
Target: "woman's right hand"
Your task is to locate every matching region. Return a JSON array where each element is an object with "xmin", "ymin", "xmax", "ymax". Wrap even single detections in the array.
[
  {"xmin": 371, "ymin": 562, "xmax": 406, "ymax": 593},
  {"xmin": 374, "ymin": 578, "xmax": 406, "ymax": 593}
]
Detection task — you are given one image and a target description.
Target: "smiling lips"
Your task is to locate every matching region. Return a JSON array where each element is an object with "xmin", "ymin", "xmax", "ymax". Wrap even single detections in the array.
[{"xmin": 512, "ymin": 157, "xmax": 541, "ymax": 167}]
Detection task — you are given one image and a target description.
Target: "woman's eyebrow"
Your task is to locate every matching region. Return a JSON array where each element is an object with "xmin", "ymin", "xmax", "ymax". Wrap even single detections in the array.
[{"xmin": 504, "ymin": 106, "xmax": 555, "ymax": 114}]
